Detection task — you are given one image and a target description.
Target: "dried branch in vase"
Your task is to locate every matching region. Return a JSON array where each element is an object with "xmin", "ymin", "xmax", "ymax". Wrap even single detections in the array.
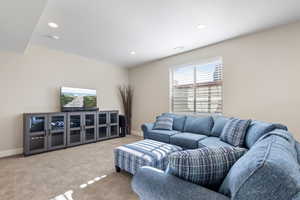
[{"xmin": 118, "ymin": 85, "xmax": 133, "ymax": 135}]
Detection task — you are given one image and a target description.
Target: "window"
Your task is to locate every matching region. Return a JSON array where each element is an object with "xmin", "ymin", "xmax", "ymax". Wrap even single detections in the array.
[{"xmin": 171, "ymin": 59, "xmax": 223, "ymax": 114}]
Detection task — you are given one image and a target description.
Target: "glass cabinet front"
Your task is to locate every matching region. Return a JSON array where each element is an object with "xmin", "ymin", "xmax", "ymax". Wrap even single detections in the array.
[
  {"xmin": 29, "ymin": 116, "xmax": 46, "ymax": 133},
  {"xmin": 69, "ymin": 130, "xmax": 81, "ymax": 144},
  {"xmin": 68, "ymin": 113, "xmax": 83, "ymax": 146},
  {"xmin": 50, "ymin": 132, "xmax": 65, "ymax": 147},
  {"xmin": 29, "ymin": 134, "xmax": 46, "ymax": 152},
  {"xmin": 70, "ymin": 115, "xmax": 81, "ymax": 128},
  {"xmin": 25, "ymin": 111, "xmax": 120, "ymax": 155},
  {"xmin": 98, "ymin": 126, "xmax": 107, "ymax": 139},
  {"xmin": 50, "ymin": 115, "xmax": 65, "ymax": 131},
  {"xmin": 49, "ymin": 114, "xmax": 66, "ymax": 149},
  {"xmin": 85, "ymin": 128, "xmax": 95, "ymax": 141},
  {"xmin": 110, "ymin": 125, "xmax": 118, "ymax": 137},
  {"xmin": 98, "ymin": 113, "xmax": 107, "ymax": 125},
  {"xmin": 110, "ymin": 112, "xmax": 118, "ymax": 124},
  {"xmin": 85, "ymin": 114, "xmax": 95, "ymax": 126}
]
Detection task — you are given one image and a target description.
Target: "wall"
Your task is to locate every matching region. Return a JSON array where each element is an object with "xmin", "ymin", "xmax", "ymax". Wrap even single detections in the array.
[
  {"xmin": 129, "ymin": 21, "xmax": 300, "ymax": 140},
  {"xmin": 0, "ymin": 45, "xmax": 128, "ymax": 155}
]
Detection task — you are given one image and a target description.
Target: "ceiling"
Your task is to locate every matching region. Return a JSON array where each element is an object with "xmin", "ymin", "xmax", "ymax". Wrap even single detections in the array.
[
  {"xmin": 2, "ymin": 1, "xmax": 300, "ymax": 67},
  {"xmin": 0, "ymin": 0, "xmax": 47, "ymax": 52}
]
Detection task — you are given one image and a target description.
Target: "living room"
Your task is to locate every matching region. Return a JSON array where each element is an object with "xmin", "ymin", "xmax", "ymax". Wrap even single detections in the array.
[{"xmin": 1, "ymin": 1, "xmax": 300, "ymax": 200}]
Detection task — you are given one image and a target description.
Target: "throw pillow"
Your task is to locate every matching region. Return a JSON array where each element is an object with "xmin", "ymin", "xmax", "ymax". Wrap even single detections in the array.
[
  {"xmin": 211, "ymin": 116, "xmax": 230, "ymax": 137},
  {"xmin": 153, "ymin": 116, "xmax": 173, "ymax": 130},
  {"xmin": 167, "ymin": 146, "xmax": 247, "ymax": 186},
  {"xmin": 220, "ymin": 118, "xmax": 252, "ymax": 147},
  {"xmin": 161, "ymin": 113, "xmax": 186, "ymax": 132}
]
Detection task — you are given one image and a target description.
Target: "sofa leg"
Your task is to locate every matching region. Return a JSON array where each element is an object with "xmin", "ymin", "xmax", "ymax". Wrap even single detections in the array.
[{"xmin": 115, "ymin": 166, "xmax": 121, "ymax": 172}]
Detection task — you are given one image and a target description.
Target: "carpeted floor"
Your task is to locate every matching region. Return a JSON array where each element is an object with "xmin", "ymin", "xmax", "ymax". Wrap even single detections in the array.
[{"xmin": 0, "ymin": 135, "xmax": 141, "ymax": 200}]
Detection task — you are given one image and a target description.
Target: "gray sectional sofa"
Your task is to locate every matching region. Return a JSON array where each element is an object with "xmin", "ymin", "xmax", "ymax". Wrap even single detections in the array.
[
  {"xmin": 141, "ymin": 113, "xmax": 287, "ymax": 150},
  {"xmin": 132, "ymin": 113, "xmax": 300, "ymax": 200}
]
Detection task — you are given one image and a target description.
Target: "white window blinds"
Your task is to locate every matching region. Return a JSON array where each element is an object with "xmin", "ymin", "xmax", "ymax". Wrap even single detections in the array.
[{"xmin": 171, "ymin": 59, "xmax": 223, "ymax": 114}]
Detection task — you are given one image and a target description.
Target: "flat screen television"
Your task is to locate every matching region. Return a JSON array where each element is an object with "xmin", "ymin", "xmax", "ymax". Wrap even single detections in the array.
[{"xmin": 60, "ymin": 87, "xmax": 98, "ymax": 112}]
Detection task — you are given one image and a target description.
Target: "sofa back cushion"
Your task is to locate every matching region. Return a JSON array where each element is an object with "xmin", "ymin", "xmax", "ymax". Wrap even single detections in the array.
[
  {"xmin": 220, "ymin": 118, "xmax": 251, "ymax": 147},
  {"xmin": 162, "ymin": 113, "xmax": 186, "ymax": 132},
  {"xmin": 245, "ymin": 120, "xmax": 288, "ymax": 148},
  {"xmin": 219, "ymin": 129, "xmax": 300, "ymax": 200},
  {"xmin": 211, "ymin": 116, "xmax": 230, "ymax": 137},
  {"xmin": 183, "ymin": 116, "xmax": 213, "ymax": 136},
  {"xmin": 167, "ymin": 146, "xmax": 246, "ymax": 186}
]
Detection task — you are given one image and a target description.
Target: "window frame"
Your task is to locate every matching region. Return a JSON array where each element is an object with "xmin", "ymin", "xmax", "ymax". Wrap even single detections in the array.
[{"xmin": 169, "ymin": 57, "xmax": 223, "ymax": 115}]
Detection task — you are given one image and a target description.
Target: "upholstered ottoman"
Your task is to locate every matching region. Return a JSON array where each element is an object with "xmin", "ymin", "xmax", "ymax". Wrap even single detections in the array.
[{"xmin": 114, "ymin": 139, "xmax": 182, "ymax": 174}]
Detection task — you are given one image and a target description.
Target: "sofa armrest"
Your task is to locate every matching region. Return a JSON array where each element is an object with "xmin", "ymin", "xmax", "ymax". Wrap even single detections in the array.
[
  {"xmin": 132, "ymin": 167, "xmax": 230, "ymax": 200},
  {"xmin": 141, "ymin": 123, "xmax": 154, "ymax": 138}
]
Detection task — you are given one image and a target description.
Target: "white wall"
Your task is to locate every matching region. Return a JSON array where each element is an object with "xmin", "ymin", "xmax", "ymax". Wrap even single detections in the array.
[
  {"xmin": 129, "ymin": 21, "xmax": 300, "ymax": 140},
  {"xmin": 0, "ymin": 45, "xmax": 128, "ymax": 154}
]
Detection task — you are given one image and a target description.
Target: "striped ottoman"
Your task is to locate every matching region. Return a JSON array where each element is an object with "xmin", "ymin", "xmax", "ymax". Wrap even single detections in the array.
[{"xmin": 114, "ymin": 139, "xmax": 182, "ymax": 174}]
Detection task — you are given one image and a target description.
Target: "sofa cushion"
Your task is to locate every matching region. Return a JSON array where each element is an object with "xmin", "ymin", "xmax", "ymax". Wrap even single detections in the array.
[
  {"xmin": 245, "ymin": 120, "xmax": 288, "ymax": 148},
  {"xmin": 211, "ymin": 116, "xmax": 231, "ymax": 137},
  {"xmin": 199, "ymin": 137, "xmax": 233, "ymax": 148},
  {"xmin": 170, "ymin": 133, "xmax": 207, "ymax": 149},
  {"xmin": 183, "ymin": 116, "xmax": 214, "ymax": 136},
  {"xmin": 162, "ymin": 113, "xmax": 186, "ymax": 132},
  {"xmin": 220, "ymin": 118, "xmax": 251, "ymax": 147},
  {"xmin": 146, "ymin": 130, "xmax": 179, "ymax": 144},
  {"xmin": 153, "ymin": 116, "xmax": 173, "ymax": 130},
  {"xmin": 219, "ymin": 129, "xmax": 300, "ymax": 200},
  {"xmin": 168, "ymin": 146, "xmax": 246, "ymax": 186}
]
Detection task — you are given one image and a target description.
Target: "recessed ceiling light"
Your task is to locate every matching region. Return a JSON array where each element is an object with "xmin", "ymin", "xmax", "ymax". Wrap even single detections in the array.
[
  {"xmin": 130, "ymin": 51, "xmax": 136, "ymax": 55},
  {"xmin": 45, "ymin": 35, "xmax": 60, "ymax": 40},
  {"xmin": 197, "ymin": 24, "xmax": 206, "ymax": 29},
  {"xmin": 174, "ymin": 46, "xmax": 184, "ymax": 50},
  {"xmin": 52, "ymin": 35, "xmax": 60, "ymax": 40},
  {"xmin": 48, "ymin": 22, "xmax": 59, "ymax": 29}
]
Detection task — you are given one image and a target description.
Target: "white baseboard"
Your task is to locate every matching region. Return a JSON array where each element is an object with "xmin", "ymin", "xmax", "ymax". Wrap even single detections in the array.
[
  {"xmin": 131, "ymin": 130, "xmax": 143, "ymax": 137},
  {"xmin": 0, "ymin": 148, "xmax": 23, "ymax": 158}
]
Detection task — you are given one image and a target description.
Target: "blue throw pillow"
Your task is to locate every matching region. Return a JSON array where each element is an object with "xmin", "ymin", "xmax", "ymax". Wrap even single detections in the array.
[
  {"xmin": 168, "ymin": 146, "xmax": 247, "ymax": 186},
  {"xmin": 153, "ymin": 116, "xmax": 173, "ymax": 130},
  {"xmin": 211, "ymin": 116, "xmax": 230, "ymax": 137},
  {"xmin": 220, "ymin": 118, "xmax": 252, "ymax": 147},
  {"xmin": 161, "ymin": 113, "xmax": 186, "ymax": 132}
]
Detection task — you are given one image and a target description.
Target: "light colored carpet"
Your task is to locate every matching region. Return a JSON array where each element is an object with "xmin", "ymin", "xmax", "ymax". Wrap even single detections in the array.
[{"xmin": 0, "ymin": 135, "xmax": 141, "ymax": 200}]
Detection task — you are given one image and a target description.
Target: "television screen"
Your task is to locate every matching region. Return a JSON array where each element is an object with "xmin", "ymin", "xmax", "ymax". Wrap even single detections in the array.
[{"xmin": 60, "ymin": 87, "xmax": 97, "ymax": 109}]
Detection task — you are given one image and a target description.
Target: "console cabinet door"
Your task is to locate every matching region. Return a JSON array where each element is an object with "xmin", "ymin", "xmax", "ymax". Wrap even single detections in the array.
[
  {"xmin": 109, "ymin": 111, "xmax": 119, "ymax": 125},
  {"xmin": 25, "ymin": 114, "xmax": 48, "ymax": 155},
  {"xmin": 83, "ymin": 112, "xmax": 97, "ymax": 143},
  {"xmin": 109, "ymin": 125, "xmax": 119, "ymax": 137},
  {"xmin": 108, "ymin": 111, "xmax": 119, "ymax": 138},
  {"xmin": 67, "ymin": 113, "xmax": 83, "ymax": 146},
  {"xmin": 97, "ymin": 112, "xmax": 108, "ymax": 140},
  {"xmin": 48, "ymin": 113, "xmax": 66, "ymax": 150}
]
